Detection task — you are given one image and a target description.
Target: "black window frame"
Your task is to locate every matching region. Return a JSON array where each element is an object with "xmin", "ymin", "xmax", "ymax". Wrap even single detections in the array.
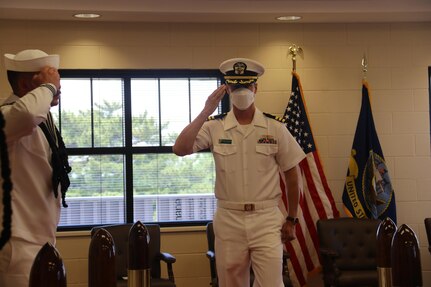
[{"xmin": 57, "ymin": 69, "xmax": 229, "ymax": 231}]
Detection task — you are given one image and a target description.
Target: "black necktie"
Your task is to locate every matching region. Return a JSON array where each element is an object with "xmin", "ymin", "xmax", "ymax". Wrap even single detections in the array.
[{"xmin": 39, "ymin": 113, "xmax": 72, "ymax": 207}]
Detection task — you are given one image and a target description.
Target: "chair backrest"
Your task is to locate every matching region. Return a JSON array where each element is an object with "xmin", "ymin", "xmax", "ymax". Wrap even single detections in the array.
[
  {"xmin": 206, "ymin": 222, "xmax": 215, "ymax": 253},
  {"xmin": 206, "ymin": 222, "xmax": 219, "ymax": 285},
  {"xmin": 147, "ymin": 224, "xmax": 162, "ymax": 278},
  {"xmin": 91, "ymin": 223, "xmax": 162, "ymax": 279},
  {"xmin": 425, "ymin": 218, "xmax": 431, "ymax": 251},
  {"xmin": 317, "ymin": 217, "xmax": 380, "ymax": 270}
]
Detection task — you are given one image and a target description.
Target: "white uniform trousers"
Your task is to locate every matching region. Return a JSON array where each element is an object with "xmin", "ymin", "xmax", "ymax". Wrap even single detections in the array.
[
  {"xmin": 214, "ymin": 205, "xmax": 285, "ymax": 287},
  {"xmin": 0, "ymin": 237, "xmax": 43, "ymax": 287}
]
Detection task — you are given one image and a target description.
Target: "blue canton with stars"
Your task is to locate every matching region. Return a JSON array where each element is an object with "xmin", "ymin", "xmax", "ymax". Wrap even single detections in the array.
[{"xmin": 283, "ymin": 74, "xmax": 316, "ymax": 154}]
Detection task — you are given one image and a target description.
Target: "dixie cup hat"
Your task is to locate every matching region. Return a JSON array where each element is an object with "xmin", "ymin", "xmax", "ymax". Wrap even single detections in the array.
[{"xmin": 4, "ymin": 49, "xmax": 59, "ymax": 72}]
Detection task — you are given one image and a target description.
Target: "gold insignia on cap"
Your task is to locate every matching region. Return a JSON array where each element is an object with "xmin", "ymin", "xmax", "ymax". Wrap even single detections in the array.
[
  {"xmin": 224, "ymin": 77, "xmax": 258, "ymax": 85},
  {"xmin": 233, "ymin": 62, "xmax": 247, "ymax": 75}
]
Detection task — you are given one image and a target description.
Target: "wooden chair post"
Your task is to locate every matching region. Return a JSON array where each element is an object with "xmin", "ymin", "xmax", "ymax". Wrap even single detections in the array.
[
  {"xmin": 128, "ymin": 221, "xmax": 151, "ymax": 287},
  {"xmin": 376, "ymin": 217, "xmax": 397, "ymax": 287},
  {"xmin": 88, "ymin": 228, "xmax": 116, "ymax": 287},
  {"xmin": 29, "ymin": 242, "xmax": 66, "ymax": 287},
  {"xmin": 391, "ymin": 224, "xmax": 422, "ymax": 287}
]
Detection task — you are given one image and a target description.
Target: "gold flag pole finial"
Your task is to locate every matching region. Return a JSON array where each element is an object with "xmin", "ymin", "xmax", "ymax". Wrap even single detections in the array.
[
  {"xmin": 288, "ymin": 44, "xmax": 304, "ymax": 72},
  {"xmin": 362, "ymin": 53, "xmax": 368, "ymax": 80}
]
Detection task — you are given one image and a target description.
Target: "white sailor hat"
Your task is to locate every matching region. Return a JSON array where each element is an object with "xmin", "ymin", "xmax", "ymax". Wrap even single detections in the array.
[
  {"xmin": 219, "ymin": 58, "xmax": 265, "ymax": 85},
  {"xmin": 4, "ymin": 49, "xmax": 59, "ymax": 72}
]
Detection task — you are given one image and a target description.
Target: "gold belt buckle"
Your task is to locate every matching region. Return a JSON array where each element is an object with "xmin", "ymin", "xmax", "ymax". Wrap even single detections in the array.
[{"xmin": 244, "ymin": 204, "xmax": 255, "ymax": 211}]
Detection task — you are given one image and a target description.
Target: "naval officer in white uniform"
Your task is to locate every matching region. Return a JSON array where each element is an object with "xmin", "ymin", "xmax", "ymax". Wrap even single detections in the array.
[{"xmin": 173, "ymin": 58, "xmax": 305, "ymax": 286}]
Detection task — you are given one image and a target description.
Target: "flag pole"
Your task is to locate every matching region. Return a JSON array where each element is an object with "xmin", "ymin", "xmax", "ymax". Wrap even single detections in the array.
[{"xmin": 288, "ymin": 44, "xmax": 304, "ymax": 72}]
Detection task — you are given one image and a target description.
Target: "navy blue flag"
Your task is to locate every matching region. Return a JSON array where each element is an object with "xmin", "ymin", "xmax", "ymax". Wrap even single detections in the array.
[{"xmin": 342, "ymin": 81, "xmax": 397, "ymax": 224}]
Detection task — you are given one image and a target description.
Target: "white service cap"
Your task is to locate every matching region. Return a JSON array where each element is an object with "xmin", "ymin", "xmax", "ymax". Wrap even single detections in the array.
[{"xmin": 219, "ymin": 58, "xmax": 265, "ymax": 85}]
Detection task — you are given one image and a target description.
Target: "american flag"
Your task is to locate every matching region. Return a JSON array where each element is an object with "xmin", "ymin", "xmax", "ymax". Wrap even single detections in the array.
[{"xmin": 279, "ymin": 72, "xmax": 340, "ymax": 286}]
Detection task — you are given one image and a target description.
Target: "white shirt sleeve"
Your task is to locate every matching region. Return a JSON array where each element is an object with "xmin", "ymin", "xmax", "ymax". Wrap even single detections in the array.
[
  {"xmin": 1, "ymin": 86, "xmax": 54, "ymax": 143},
  {"xmin": 192, "ymin": 120, "xmax": 213, "ymax": 152},
  {"xmin": 276, "ymin": 123, "xmax": 306, "ymax": 172}
]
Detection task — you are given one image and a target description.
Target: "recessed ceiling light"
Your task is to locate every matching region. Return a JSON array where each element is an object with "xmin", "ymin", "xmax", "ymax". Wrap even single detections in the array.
[
  {"xmin": 73, "ymin": 13, "xmax": 101, "ymax": 19},
  {"xmin": 276, "ymin": 15, "xmax": 302, "ymax": 21}
]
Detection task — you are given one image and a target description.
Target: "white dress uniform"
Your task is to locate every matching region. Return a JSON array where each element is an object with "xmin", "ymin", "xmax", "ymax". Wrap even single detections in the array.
[
  {"xmin": 0, "ymin": 50, "xmax": 61, "ymax": 287},
  {"xmin": 193, "ymin": 108, "xmax": 305, "ymax": 287}
]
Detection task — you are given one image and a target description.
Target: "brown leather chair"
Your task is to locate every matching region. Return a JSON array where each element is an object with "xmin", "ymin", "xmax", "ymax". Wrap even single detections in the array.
[
  {"xmin": 425, "ymin": 218, "xmax": 431, "ymax": 254},
  {"xmin": 206, "ymin": 222, "xmax": 292, "ymax": 287},
  {"xmin": 317, "ymin": 217, "xmax": 380, "ymax": 287},
  {"xmin": 91, "ymin": 223, "xmax": 176, "ymax": 287}
]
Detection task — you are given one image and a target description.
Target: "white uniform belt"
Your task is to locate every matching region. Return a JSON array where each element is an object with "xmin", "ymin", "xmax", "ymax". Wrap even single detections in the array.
[{"xmin": 217, "ymin": 200, "xmax": 278, "ymax": 211}]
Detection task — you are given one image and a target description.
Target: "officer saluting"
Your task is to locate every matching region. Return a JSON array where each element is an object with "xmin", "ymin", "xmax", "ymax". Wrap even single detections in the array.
[{"xmin": 173, "ymin": 58, "xmax": 305, "ymax": 287}]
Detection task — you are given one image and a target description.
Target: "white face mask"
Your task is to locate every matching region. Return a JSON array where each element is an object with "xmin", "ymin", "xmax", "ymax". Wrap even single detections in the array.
[{"xmin": 230, "ymin": 88, "xmax": 255, "ymax": 110}]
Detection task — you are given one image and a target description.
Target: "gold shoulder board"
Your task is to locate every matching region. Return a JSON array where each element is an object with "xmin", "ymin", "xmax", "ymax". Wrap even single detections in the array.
[
  {"xmin": 263, "ymin": 112, "xmax": 286, "ymax": 123},
  {"xmin": 207, "ymin": 113, "xmax": 227, "ymax": 121}
]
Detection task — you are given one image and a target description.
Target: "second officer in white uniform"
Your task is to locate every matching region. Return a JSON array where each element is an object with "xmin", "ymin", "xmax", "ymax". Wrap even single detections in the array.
[{"xmin": 173, "ymin": 58, "xmax": 305, "ymax": 287}]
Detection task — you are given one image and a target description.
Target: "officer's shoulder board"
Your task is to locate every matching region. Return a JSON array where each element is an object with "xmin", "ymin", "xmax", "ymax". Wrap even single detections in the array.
[
  {"xmin": 207, "ymin": 113, "xmax": 227, "ymax": 121},
  {"xmin": 263, "ymin": 112, "xmax": 286, "ymax": 123}
]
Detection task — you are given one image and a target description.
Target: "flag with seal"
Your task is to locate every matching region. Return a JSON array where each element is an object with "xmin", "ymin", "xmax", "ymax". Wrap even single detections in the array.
[{"xmin": 342, "ymin": 80, "xmax": 396, "ymax": 224}]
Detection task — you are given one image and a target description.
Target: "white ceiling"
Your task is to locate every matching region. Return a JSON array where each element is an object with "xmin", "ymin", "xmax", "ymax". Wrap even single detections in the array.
[{"xmin": 0, "ymin": 0, "xmax": 431, "ymax": 23}]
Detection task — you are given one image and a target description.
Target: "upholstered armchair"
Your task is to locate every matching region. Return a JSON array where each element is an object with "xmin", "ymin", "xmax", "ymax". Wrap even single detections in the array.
[{"xmin": 317, "ymin": 217, "xmax": 380, "ymax": 287}]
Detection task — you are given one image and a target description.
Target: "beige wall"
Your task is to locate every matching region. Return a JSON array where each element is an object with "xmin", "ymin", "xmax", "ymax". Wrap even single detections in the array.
[{"xmin": 1, "ymin": 19, "xmax": 430, "ymax": 286}]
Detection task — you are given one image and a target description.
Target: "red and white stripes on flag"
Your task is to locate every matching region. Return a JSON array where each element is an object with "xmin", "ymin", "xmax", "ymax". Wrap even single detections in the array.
[{"xmin": 279, "ymin": 72, "xmax": 340, "ymax": 286}]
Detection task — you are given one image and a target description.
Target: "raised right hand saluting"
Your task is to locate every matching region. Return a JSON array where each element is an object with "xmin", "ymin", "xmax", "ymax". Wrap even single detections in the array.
[{"xmin": 201, "ymin": 84, "xmax": 227, "ymax": 117}]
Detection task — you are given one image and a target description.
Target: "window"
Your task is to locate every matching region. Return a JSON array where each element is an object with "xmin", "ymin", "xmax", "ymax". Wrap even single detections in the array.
[{"xmin": 55, "ymin": 70, "xmax": 227, "ymax": 229}]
